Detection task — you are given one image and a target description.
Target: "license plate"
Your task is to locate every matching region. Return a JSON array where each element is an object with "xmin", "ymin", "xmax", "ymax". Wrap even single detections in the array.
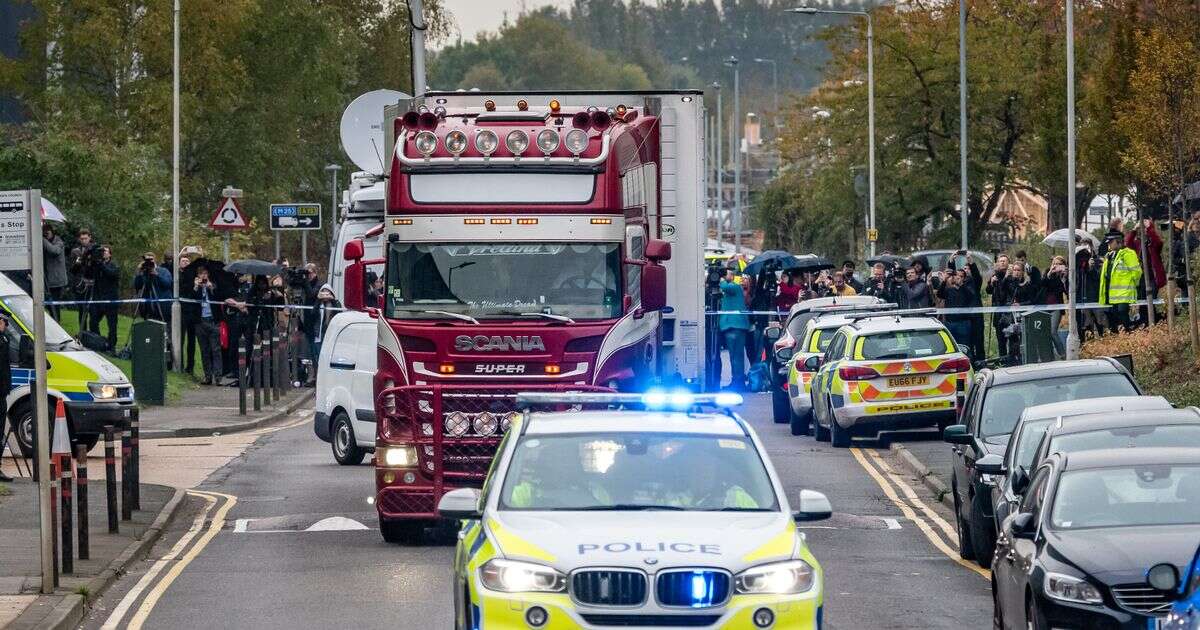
[{"xmin": 887, "ymin": 375, "xmax": 930, "ymax": 388}]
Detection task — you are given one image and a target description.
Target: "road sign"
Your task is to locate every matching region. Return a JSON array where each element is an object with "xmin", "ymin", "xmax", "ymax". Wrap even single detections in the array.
[
  {"xmin": 867, "ymin": 228, "xmax": 879, "ymax": 242},
  {"xmin": 210, "ymin": 196, "xmax": 249, "ymax": 231},
  {"xmin": 270, "ymin": 203, "xmax": 322, "ymax": 231},
  {"xmin": 0, "ymin": 190, "xmax": 31, "ymax": 271}
]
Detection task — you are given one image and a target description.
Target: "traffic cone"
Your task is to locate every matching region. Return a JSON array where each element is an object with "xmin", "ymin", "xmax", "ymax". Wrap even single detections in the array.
[
  {"xmin": 51, "ymin": 399, "xmax": 74, "ymax": 574},
  {"xmin": 51, "ymin": 399, "xmax": 71, "ymax": 463}
]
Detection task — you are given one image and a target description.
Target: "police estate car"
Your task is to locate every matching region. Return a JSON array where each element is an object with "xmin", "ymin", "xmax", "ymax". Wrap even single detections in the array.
[
  {"xmin": 439, "ymin": 391, "xmax": 831, "ymax": 630},
  {"xmin": 809, "ymin": 310, "xmax": 972, "ymax": 448}
]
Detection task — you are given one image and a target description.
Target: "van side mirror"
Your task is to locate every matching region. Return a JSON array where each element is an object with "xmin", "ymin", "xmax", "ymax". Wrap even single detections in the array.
[
  {"xmin": 437, "ymin": 487, "xmax": 482, "ymax": 520},
  {"xmin": 640, "ymin": 263, "xmax": 667, "ymax": 312}
]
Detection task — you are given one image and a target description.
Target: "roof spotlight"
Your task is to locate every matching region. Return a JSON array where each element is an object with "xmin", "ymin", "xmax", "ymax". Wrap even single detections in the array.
[
  {"xmin": 505, "ymin": 130, "xmax": 530, "ymax": 155},
  {"xmin": 475, "ymin": 129, "xmax": 499, "ymax": 156},
  {"xmin": 564, "ymin": 129, "xmax": 589, "ymax": 155},
  {"xmin": 536, "ymin": 129, "xmax": 560, "ymax": 154},
  {"xmin": 445, "ymin": 130, "xmax": 468, "ymax": 155},
  {"xmin": 414, "ymin": 131, "xmax": 438, "ymax": 156}
]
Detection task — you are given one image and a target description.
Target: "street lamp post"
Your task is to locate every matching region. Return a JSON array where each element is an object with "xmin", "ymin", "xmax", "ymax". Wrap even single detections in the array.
[
  {"xmin": 325, "ymin": 164, "xmax": 342, "ymax": 246},
  {"xmin": 725, "ymin": 56, "xmax": 741, "ymax": 253},
  {"xmin": 713, "ymin": 82, "xmax": 723, "ymax": 243},
  {"xmin": 789, "ymin": 6, "xmax": 876, "ymax": 257},
  {"xmin": 753, "ymin": 58, "xmax": 779, "ymax": 130},
  {"xmin": 958, "ymin": 0, "xmax": 969, "ymax": 252},
  {"xmin": 1065, "ymin": 0, "xmax": 1081, "ymax": 360},
  {"xmin": 170, "ymin": 0, "xmax": 182, "ymax": 372}
]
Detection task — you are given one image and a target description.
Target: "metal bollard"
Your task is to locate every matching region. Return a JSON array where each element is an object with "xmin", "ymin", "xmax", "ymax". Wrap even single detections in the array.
[
  {"xmin": 120, "ymin": 427, "xmax": 132, "ymax": 521},
  {"xmin": 75, "ymin": 444, "xmax": 90, "ymax": 560},
  {"xmin": 276, "ymin": 331, "xmax": 287, "ymax": 397},
  {"xmin": 264, "ymin": 332, "xmax": 273, "ymax": 406},
  {"xmin": 131, "ymin": 415, "xmax": 140, "ymax": 510},
  {"xmin": 104, "ymin": 426, "xmax": 118, "ymax": 533},
  {"xmin": 60, "ymin": 453, "xmax": 73, "ymax": 574},
  {"xmin": 253, "ymin": 336, "xmax": 263, "ymax": 412},
  {"xmin": 238, "ymin": 342, "xmax": 247, "ymax": 415},
  {"xmin": 50, "ymin": 454, "xmax": 59, "ymax": 587}
]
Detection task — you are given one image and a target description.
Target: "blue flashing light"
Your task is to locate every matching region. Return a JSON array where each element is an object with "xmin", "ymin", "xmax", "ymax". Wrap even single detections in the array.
[
  {"xmin": 642, "ymin": 390, "xmax": 669, "ymax": 407},
  {"xmin": 713, "ymin": 391, "xmax": 744, "ymax": 407},
  {"xmin": 640, "ymin": 389, "xmax": 742, "ymax": 410},
  {"xmin": 690, "ymin": 571, "xmax": 713, "ymax": 608},
  {"xmin": 669, "ymin": 389, "xmax": 694, "ymax": 408}
]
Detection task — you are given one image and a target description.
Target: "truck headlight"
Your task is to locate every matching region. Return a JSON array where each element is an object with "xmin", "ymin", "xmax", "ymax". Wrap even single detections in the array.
[
  {"xmin": 88, "ymin": 382, "xmax": 119, "ymax": 400},
  {"xmin": 734, "ymin": 560, "xmax": 815, "ymax": 595},
  {"xmin": 479, "ymin": 559, "xmax": 566, "ymax": 593},
  {"xmin": 1044, "ymin": 572, "xmax": 1102, "ymax": 605},
  {"xmin": 379, "ymin": 446, "xmax": 417, "ymax": 468}
]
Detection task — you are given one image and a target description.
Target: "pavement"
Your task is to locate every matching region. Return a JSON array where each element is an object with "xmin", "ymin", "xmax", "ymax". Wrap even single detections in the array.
[
  {"xmin": 73, "ymin": 394, "xmax": 994, "ymax": 630},
  {"xmin": 0, "ymin": 379, "xmax": 313, "ymax": 629}
]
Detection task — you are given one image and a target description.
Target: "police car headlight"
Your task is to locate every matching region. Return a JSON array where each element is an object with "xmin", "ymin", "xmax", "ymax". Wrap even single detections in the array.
[
  {"xmin": 734, "ymin": 560, "xmax": 815, "ymax": 595},
  {"xmin": 1044, "ymin": 572, "xmax": 1103, "ymax": 605},
  {"xmin": 88, "ymin": 382, "xmax": 118, "ymax": 400},
  {"xmin": 380, "ymin": 446, "xmax": 417, "ymax": 468},
  {"xmin": 479, "ymin": 559, "xmax": 566, "ymax": 593}
]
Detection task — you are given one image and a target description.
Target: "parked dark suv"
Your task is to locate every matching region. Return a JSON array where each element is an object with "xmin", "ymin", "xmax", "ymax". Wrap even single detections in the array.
[{"xmin": 942, "ymin": 358, "xmax": 1140, "ymax": 568}]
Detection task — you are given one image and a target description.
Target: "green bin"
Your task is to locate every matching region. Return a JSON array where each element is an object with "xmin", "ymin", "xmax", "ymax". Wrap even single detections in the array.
[
  {"xmin": 130, "ymin": 319, "xmax": 167, "ymax": 405},
  {"xmin": 1021, "ymin": 311, "xmax": 1057, "ymax": 365}
]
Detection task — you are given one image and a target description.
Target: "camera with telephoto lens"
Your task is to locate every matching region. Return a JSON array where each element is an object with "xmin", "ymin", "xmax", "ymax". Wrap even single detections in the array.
[
  {"xmin": 705, "ymin": 260, "xmax": 725, "ymax": 291},
  {"xmin": 139, "ymin": 256, "xmax": 156, "ymax": 274}
]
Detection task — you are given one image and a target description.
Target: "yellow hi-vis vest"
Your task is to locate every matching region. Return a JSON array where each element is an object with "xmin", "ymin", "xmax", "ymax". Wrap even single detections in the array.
[{"xmin": 1100, "ymin": 247, "xmax": 1142, "ymax": 305}]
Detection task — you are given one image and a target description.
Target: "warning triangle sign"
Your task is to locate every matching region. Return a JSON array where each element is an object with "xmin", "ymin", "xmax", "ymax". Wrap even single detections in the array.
[{"xmin": 209, "ymin": 197, "xmax": 249, "ymax": 230}]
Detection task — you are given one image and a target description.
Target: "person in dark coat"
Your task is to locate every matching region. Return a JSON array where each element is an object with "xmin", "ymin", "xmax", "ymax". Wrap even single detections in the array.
[
  {"xmin": 936, "ymin": 267, "xmax": 977, "ymax": 352},
  {"xmin": 1075, "ymin": 244, "xmax": 1106, "ymax": 338},
  {"xmin": 986, "ymin": 254, "xmax": 1012, "ymax": 356},
  {"xmin": 304, "ymin": 284, "xmax": 342, "ymax": 367},
  {"xmin": 1005, "ymin": 261, "xmax": 1041, "ymax": 306},
  {"xmin": 0, "ymin": 315, "xmax": 12, "ymax": 482},
  {"xmin": 1125, "ymin": 219, "xmax": 1165, "ymax": 326},
  {"xmin": 89, "ymin": 246, "xmax": 120, "ymax": 350},
  {"xmin": 191, "ymin": 264, "xmax": 224, "ymax": 385},
  {"xmin": 42, "ymin": 225, "xmax": 68, "ymax": 321},
  {"xmin": 898, "ymin": 266, "xmax": 932, "ymax": 309}
]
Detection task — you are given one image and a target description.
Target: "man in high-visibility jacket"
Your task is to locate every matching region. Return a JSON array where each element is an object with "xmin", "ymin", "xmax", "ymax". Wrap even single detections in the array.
[{"xmin": 1099, "ymin": 229, "xmax": 1142, "ymax": 333}]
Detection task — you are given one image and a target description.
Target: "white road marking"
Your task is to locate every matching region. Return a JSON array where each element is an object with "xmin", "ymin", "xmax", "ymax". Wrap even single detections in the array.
[{"xmin": 882, "ymin": 517, "xmax": 902, "ymax": 530}]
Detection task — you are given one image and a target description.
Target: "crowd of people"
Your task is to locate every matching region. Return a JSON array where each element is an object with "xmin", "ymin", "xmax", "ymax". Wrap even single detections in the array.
[
  {"xmin": 713, "ymin": 214, "xmax": 1200, "ymax": 389},
  {"xmin": 4, "ymin": 226, "xmax": 346, "ymax": 388}
]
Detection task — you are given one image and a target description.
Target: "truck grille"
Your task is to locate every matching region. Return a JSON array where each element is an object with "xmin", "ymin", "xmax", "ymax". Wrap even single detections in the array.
[
  {"xmin": 579, "ymin": 614, "xmax": 721, "ymax": 627},
  {"xmin": 655, "ymin": 570, "xmax": 731, "ymax": 608},
  {"xmin": 1111, "ymin": 584, "xmax": 1174, "ymax": 616},
  {"xmin": 572, "ymin": 570, "xmax": 648, "ymax": 607}
]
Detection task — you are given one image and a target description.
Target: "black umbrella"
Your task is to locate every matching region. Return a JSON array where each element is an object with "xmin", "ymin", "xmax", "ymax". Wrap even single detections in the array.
[
  {"xmin": 226, "ymin": 259, "xmax": 281, "ymax": 276},
  {"xmin": 792, "ymin": 255, "xmax": 835, "ymax": 274},
  {"xmin": 742, "ymin": 250, "xmax": 801, "ymax": 276},
  {"xmin": 182, "ymin": 257, "xmax": 238, "ymax": 300},
  {"xmin": 866, "ymin": 254, "xmax": 910, "ymax": 269}
]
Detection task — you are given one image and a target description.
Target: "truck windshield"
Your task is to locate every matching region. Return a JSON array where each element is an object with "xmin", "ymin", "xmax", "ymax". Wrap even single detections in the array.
[{"xmin": 385, "ymin": 242, "xmax": 622, "ymax": 321}]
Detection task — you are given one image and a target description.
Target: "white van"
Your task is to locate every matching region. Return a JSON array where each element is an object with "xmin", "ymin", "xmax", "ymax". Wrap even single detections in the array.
[
  {"xmin": 328, "ymin": 174, "xmax": 385, "ymax": 305},
  {"xmin": 313, "ymin": 310, "xmax": 377, "ymax": 465}
]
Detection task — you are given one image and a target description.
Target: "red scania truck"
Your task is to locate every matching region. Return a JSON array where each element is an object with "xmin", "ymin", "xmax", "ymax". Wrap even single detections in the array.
[{"xmin": 341, "ymin": 90, "xmax": 707, "ymax": 542}]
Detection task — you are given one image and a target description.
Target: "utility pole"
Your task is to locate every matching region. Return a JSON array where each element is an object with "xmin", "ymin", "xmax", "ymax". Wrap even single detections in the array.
[
  {"xmin": 409, "ymin": 0, "xmax": 427, "ymax": 95},
  {"xmin": 1065, "ymin": 0, "xmax": 1080, "ymax": 360},
  {"xmin": 325, "ymin": 163, "xmax": 342, "ymax": 247},
  {"xmin": 170, "ymin": 0, "xmax": 182, "ymax": 371},
  {"xmin": 726, "ymin": 56, "xmax": 741, "ymax": 253},
  {"xmin": 27, "ymin": 190, "xmax": 53, "ymax": 594},
  {"xmin": 958, "ymin": 0, "xmax": 969, "ymax": 251}
]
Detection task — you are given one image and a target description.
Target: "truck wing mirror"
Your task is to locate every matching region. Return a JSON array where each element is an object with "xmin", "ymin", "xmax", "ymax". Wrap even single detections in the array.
[
  {"xmin": 645, "ymin": 239, "xmax": 671, "ymax": 262},
  {"xmin": 344, "ymin": 239, "xmax": 364, "ymax": 262},
  {"xmin": 640, "ymin": 263, "xmax": 667, "ymax": 312},
  {"xmin": 344, "ymin": 261, "xmax": 366, "ymax": 311}
]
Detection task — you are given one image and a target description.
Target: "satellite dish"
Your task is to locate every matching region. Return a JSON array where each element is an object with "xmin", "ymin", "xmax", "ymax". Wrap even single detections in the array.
[{"xmin": 340, "ymin": 89, "xmax": 408, "ymax": 174}]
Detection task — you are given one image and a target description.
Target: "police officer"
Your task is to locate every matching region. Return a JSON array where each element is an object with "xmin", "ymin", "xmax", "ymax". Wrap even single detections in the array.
[
  {"xmin": 1100, "ymin": 229, "xmax": 1142, "ymax": 333},
  {"xmin": 0, "ymin": 315, "xmax": 12, "ymax": 482}
]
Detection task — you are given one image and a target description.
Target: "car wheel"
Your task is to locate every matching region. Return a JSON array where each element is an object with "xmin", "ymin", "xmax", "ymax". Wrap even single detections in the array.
[
  {"xmin": 954, "ymin": 481, "xmax": 976, "ymax": 560},
  {"xmin": 772, "ymin": 386, "xmax": 789, "ymax": 424},
  {"xmin": 1026, "ymin": 594, "xmax": 1049, "ymax": 630},
  {"xmin": 790, "ymin": 407, "xmax": 812, "ymax": 436},
  {"xmin": 380, "ymin": 518, "xmax": 429, "ymax": 544},
  {"xmin": 830, "ymin": 412, "xmax": 851, "ymax": 448},
  {"xmin": 331, "ymin": 411, "xmax": 366, "ymax": 466},
  {"xmin": 970, "ymin": 492, "xmax": 998, "ymax": 569},
  {"xmin": 814, "ymin": 403, "xmax": 831, "ymax": 442},
  {"xmin": 991, "ymin": 576, "xmax": 1004, "ymax": 630}
]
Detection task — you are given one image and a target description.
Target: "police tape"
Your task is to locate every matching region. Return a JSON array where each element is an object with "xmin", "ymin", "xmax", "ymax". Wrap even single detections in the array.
[
  {"xmin": 43, "ymin": 297, "xmax": 348, "ymax": 313},
  {"xmin": 708, "ymin": 296, "xmax": 1191, "ymax": 317}
]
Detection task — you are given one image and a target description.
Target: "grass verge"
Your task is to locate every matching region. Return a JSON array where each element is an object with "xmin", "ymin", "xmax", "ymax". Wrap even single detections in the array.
[{"xmin": 1081, "ymin": 317, "xmax": 1200, "ymax": 407}]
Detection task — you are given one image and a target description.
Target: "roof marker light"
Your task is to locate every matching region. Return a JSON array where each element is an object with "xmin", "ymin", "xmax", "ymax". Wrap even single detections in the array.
[
  {"xmin": 484, "ymin": 99, "xmax": 496, "ymax": 112},
  {"xmin": 549, "ymin": 99, "xmax": 561, "ymax": 113},
  {"xmin": 616, "ymin": 104, "xmax": 628, "ymax": 117},
  {"xmin": 517, "ymin": 99, "xmax": 529, "ymax": 111}
]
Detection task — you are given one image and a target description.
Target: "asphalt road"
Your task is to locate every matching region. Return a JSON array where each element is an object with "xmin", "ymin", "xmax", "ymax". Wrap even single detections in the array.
[{"xmin": 79, "ymin": 395, "xmax": 992, "ymax": 630}]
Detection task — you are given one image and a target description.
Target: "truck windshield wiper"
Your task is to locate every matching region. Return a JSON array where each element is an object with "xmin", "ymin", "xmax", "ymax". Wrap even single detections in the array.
[
  {"xmin": 566, "ymin": 504, "xmax": 687, "ymax": 511},
  {"xmin": 519, "ymin": 312, "xmax": 575, "ymax": 324},
  {"xmin": 420, "ymin": 310, "xmax": 480, "ymax": 325}
]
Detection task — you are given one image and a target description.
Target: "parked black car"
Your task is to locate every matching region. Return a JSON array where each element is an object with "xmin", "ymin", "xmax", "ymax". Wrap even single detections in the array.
[
  {"xmin": 943, "ymin": 359, "xmax": 1140, "ymax": 567},
  {"xmin": 987, "ymin": 396, "xmax": 1172, "ymax": 536},
  {"xmin": 992, "ymin": 448, "xmax": 1200, "ymax": 629},
  {"xmin": 1028, "ymin": 408, "xmax": 1200, "ymax": 473}
]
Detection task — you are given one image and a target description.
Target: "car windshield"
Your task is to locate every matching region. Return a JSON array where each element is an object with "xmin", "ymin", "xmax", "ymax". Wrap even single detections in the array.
[
  {"xmin": 1051, "ymin": 425, "xmax": 1200, "ymax": 457},
  {"xmin": 384, "ymin": 242, "xmax": 622, "ymax": 321},
  {"xmin": 1051, "ymin": 464, "xmax": 1200, "ymax": 529},
  {"xmin": 0, "ymin": 294, "xmax": 77, "ymax": 349},
  {"xmin": 859, "ymin": 329, "xmax": 951, "ymax": 360},
  {"xmin": 1010, "ymin": 419, "xmax": 1054, "ymax": 476},
  {"xmin": 978, "ymin": 374, "xmax": 1138, "ymax": 438},
  {"xmin": 499, "ymin": 432, "xmax": 779, "ymax": 512}
]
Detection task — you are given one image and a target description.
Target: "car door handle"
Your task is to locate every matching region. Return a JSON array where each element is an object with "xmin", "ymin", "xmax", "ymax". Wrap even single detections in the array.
[{"xmin": 329, "ymin": 360, "xmax": 356, "ymax": 370}]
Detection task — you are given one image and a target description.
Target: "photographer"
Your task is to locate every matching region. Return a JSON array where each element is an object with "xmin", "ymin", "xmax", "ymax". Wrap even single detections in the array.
[
  {"xmin": 89, "ymin": 246, "xmax": 120, "ymax": 350},
  {"xmin": 69, "ymin": 229, "xmax": 98, "ymax": 329},
  {"xmin": 132, "ymin": 252, "xmax": 173, "ymax": 322},
  {"xmin": 191, "ymin": 264, "xmax": 224, "ymax": 384},
  {"xmin": 222, "ymin": 274, "xmax": 257, "ymax": 381},
  {"xmin": 862, "ymin": 263, "xmax": 894, "ymax": 301}
]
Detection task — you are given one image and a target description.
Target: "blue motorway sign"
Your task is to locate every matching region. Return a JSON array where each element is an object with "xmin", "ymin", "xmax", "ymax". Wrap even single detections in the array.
[{"xmin": 269, "ymin": 203, "xmax": 321, "ymax": 230}]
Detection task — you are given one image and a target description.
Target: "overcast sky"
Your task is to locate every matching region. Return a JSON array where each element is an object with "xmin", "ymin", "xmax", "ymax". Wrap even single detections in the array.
[{"xmin": 436, "ymin": 0, "xmax": 579, "ymax": 45}]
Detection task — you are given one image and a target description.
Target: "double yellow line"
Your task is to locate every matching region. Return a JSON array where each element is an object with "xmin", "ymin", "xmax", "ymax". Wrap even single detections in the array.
[
  {"xmin": 849, "ymin": 447, "xmax": 990, "ymax": 580},
  {"xmin": 100, "ymin": 490, "xmax": 238, "ymax": 630}
]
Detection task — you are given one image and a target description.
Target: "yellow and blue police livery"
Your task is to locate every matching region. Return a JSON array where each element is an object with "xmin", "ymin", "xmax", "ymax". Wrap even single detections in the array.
[{"xmin": 441, "ymin": 391, "xmax": 831, "ymax": 630}]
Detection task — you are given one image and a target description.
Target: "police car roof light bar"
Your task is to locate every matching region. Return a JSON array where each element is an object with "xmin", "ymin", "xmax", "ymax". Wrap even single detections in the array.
[
  {"xmin": 514, "ymin": 391, "xmax": 744, "ymax": 411},
  {"xmin": 845, "ymin": 308, "xmax": 939, "ymax": 322},
  {"xmin": 812, "ymin": 302, "xmax": 898, "ymax": 314}
]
